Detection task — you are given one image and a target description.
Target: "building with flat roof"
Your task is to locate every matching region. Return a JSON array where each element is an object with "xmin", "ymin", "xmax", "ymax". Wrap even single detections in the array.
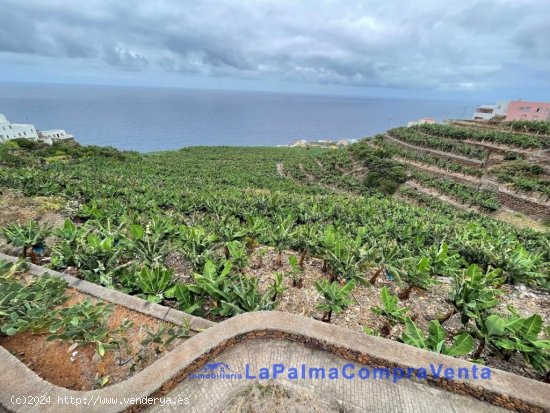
[
  {"xmin": 0, "ymin": 114, "xmax": 75, "ymax": 145},
  {"xmin": 38, "ymin": 129, "xmax": 74, "ymax": 145},
  {"xmin": 407, "ymin": 117, "xmax": 436, "ymax": 127},
  {"xmin": 0, "ymin": 114, "xmax": 39, "ymax": 143},
  {"xmin": 472, "ymin": 101, "xmax": 509, "ymax": 120},
  {"xmin": 505, "ymin": 101, "xmax": 550, "ymax": 121}
]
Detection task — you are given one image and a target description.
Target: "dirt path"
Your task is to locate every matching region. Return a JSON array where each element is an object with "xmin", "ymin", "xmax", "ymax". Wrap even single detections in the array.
[
  {"xmin": 395, "ymin": 157, "xmax": 550, "ymax": 206},
  {"xmin": 385, "ymin": 135, "xmax": 484, "ymax": 166},
  {"xmin": 463, "ymin": 139, "xmax": 549, "ymax": 158},
  {"xmin": 401, "ymin": 181, "xmax": 547, "ymax": 231},
  {"xmin": 403, "ymin": 181, "xmax": 478, "ymax": 212},
  {"xmin": 296, "ymin": 163, "xmax": 358, "ymax": 197},
  {"xmin": 395, "ymin": 157, "xmax": 490, "ymax": 185},
  {"xmin": 451, "ymin": 120, "xmax": 550, "ymax": 140},
  {"xmin": 298, "ymin": 163, "xmax": 315, "ymax": 181}
]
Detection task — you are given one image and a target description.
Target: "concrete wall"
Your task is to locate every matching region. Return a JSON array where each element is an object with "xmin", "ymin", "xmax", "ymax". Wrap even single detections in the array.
[
  {"xmin": 472, "ymin": 101, "xmax": 509, "ymax": 120},
  {"xmin": 0, "ymin": 253, "xmax": 549, "ymax": 413},
  {"xmin": 506, "ymin": 101, "xmax": 550, "ymax": 121}
]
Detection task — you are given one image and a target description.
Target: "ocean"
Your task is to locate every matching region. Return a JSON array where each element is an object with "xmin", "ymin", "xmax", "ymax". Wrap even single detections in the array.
[{"xmin": 0, "ymin": 83, "xmax": 480, "ymax": 152}]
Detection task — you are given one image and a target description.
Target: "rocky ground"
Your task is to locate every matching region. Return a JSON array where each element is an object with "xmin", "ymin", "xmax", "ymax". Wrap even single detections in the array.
[{"xmin": 247, "ymin": 246, "xmax": 550, "ymax": 381}]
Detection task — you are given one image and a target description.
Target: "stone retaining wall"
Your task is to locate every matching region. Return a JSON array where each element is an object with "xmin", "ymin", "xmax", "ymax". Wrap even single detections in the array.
[
  {"xmin": 384, "ymin": 135, "xmax": 483, "ymax": 167},
  {"xmin": 0, "ymin": 256, "xmax": 549, "ymax": 413},
  {"xmin": 497, "ymin": 191, "xmax": 550, "ymax": 220},
  {"xmin": 402, "ymin": 162, "xmax": 550, "ymax": 220}
]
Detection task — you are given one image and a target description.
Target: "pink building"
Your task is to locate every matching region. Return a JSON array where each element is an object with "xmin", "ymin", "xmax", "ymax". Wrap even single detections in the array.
[{"xmin": 505, "ymin": 101, "xmax": 550, "ymax": 121}]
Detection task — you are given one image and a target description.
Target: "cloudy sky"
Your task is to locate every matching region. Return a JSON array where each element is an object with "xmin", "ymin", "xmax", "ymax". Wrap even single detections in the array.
[{"xmin": 1, "ymin": 0, "xmax": 549, "ymax": 100}]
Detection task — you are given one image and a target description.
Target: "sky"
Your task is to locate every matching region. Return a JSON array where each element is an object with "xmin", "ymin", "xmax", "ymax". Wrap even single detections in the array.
[{"xmin": 0, "ymin": 0, "xmax": 549, "ymax": 101}]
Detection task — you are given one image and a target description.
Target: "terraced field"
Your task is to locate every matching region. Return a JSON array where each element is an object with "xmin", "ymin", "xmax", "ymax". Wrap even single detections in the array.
[{"xmin": 0, "ymin": 130, "xmax": 549, "ymax": 384}]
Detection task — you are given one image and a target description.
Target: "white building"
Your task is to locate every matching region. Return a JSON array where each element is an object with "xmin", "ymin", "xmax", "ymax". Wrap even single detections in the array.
[
  {"xmin": 407, "ymin": 117, "xmax": 436, "ymax": 127},
  {"xmin": 0, "ymin": 114, "xmax": 74, "ymax": 145},
  {"xmin": 0, "ymin": 114, "xmax": 39, "ymax": 143},
  {"xmin": 38, "ymin": 129, "xmax": 74, "ymax": 145},
  {"xmin": 472, "ymin": 101, "xmax": 509, "ymax": 120}
]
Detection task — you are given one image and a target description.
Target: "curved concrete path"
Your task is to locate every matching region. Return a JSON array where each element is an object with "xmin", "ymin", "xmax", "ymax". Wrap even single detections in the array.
[
  {"xmin": 1, "ymin": 254, "xmax": 548, "ymax": 413},
  {"xmin": 150, "ymin": 339, "xmax": 508, "ymax": 413}
]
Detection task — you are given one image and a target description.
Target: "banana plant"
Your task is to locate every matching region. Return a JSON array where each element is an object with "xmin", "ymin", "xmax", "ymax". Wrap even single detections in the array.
[
  {"xmin": 1, "ymin": 220, "xmax": 51, "ymax": 262},
  {"xmin": 243, "ymin": 215, "xmax": 268, "ymax": 249},
  {"xmin": 427, "ymin": 242, "xmax": 464, "ymax": 277},
  {"xmin": 398, "ymin": 256, "xmax": 434, "ymax": 300},
  {"xmin": 53, "ymin": 219, "xmax": 81, "ymax": 243},
  {"xmin": 165, "ymin": 283, "xmax": 203, "ymax": 315},
  {"xmin": 124, "ymin": 223, "xmax": 167, "ymax": 264},
  {"xmin": 365, "ymin": 239, "xmax": 402, "ymax": 285},
  {"xmin": 218, "ymin": 275, "xmax": 275, "ymax": 317},
  {"xmin": 269, "ymin": 272, "xmax": 286, "ymax": 302},
  {"xmin": 472, "ymin": 309, "xmax": 550, "ymax": 373},
  {"xmin": 190, "ymin": 259, "xmax": 232, "ymax": 310},
  {"xmin": 324, "ymin": 231, "xmax": 366, "ymax": 284},
  {"xmin": 319, "ymin": 226, "xmax": 337, "ymax": 273},
  {"xmin": 270, "ymin": 215, "xmax": 294, "ymax": 268},
  {"xmin": 500, "ymin": 244, "xmax": 544, "ymax": 286},
  {"xmin": 219, "ymin": 216, "xmax": 248, "ymax": 258},
  {"xmin": 401, "ymin": 317, "xmax": 474, "ymax": 356},
  {"xmin": 51, "ymin": 219, "xmax": 90, "ymax": 269},
  {"xmin": 371, "ymin": 287, "xmax": 409, "ymax": 325},
  {"xmin": 314, "ymin": 279, "xmax": 355, "ymax": 323},
  {"xmin": 450, "ymin": 264, "xmax": 504, "ymax": 324},
  {"xmin": 76, "ymin": 234, "xmax": 124, "ymax": 286},
  {"xmin": 134, "ymin": 264, "xmax": 174, "ymax": 303},
  {"xmin": 294, "ymin": 224, "xmax": 318, "ymax": 268},
  {"xmin": 288, "ymin": 255, "xmax": 304, "ymax": 288},
  {"xmin": 226, "ymin": 240, "xmax": 248, "ymax": 271},
  {"xmin": 178, "ymin": 225, "xmax": 218, "ymax": 270}
]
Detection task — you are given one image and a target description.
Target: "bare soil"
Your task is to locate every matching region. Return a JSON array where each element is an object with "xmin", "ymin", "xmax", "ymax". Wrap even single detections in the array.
[
  {"xmin": 0, "ymin": 188, "xmax": 66, "ymax": 227},
  {"xmin": 0, "ymin": 288, "xmax": 189, "ymax": 390},
  {"xmin": 0, "ymin": 189, "xmax": 67, "ymax": 256},
  {"xmin": 247, "ymin": 246, "xmax": 550, "ymax": 381}
]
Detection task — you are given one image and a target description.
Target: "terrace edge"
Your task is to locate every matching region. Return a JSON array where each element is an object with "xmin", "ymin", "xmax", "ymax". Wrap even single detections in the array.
[{"xmin": 0, "ymin": 253, "xmax": 548, "ymax": 413}]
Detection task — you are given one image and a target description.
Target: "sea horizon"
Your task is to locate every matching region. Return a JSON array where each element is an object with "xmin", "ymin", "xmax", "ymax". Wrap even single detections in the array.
[{"xmin": 0, "ymin": 82, "xmax": 482, "ymax": 152}]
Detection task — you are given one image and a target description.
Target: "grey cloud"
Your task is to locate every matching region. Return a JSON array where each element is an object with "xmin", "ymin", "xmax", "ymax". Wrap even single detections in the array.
[
  {"xmin": 0, "ymin": 0, "xmax": 548, "ymax": 91},
  {"xmin": 103, "ymin": 47, "xmax": 148, "ymax": 70}
]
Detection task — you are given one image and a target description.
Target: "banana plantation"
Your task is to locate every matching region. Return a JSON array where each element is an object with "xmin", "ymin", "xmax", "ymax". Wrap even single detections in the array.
[{"xmin": 0, "ymin": 138, "xmax": 549, "ymax": 382}]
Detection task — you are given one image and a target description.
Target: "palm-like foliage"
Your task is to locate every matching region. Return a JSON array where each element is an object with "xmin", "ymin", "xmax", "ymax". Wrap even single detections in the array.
[
  {"xmin": 472, "ymin": 309, "xmax": 550, "ymax": 373},
  {"xmin": 314, "ymin": 279, "xmax": 355, "ymax": 323},
  {"xmin": 401, "ymin": 318, "xmax": 473, "ymax": 356},
  {"xmin": 398, "ymin": 256, "xmax": 435, "ymax": 300},
  {"xmin": 1, "ymin": 220, "xmax": 51, "ymax": 261},
  {"xmin": 2, "ymin": 140, "xmax": 549, "ymax": 378},
  {"xmin": 178, "ymin": 226, "xmax": 217, "ymax": 270},
  {"xmin": 270, "ymin": 215, "xmax": 294, "ymax": 267},
  {"xmin": 133, "ymin": 264, "xmax": 174, "ymax": 303},
  {"xmin": 371, "ymin": 287, "xmax": 409, "ymax": 325},
  {"xmin": 451, "ymin": 264, "xmax": 504, "ymax": 323}
]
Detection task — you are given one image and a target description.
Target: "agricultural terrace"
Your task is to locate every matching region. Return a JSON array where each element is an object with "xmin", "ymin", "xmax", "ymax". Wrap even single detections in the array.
[{"xmin": 0, "ymin": 133, "xmax": 549, "ymax": 386}]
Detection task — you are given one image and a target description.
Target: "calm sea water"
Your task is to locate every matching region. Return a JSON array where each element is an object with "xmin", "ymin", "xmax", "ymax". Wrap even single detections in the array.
[{"xmin": 0, "ymin": 83, "xmax": 480, "ymax": 152}]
